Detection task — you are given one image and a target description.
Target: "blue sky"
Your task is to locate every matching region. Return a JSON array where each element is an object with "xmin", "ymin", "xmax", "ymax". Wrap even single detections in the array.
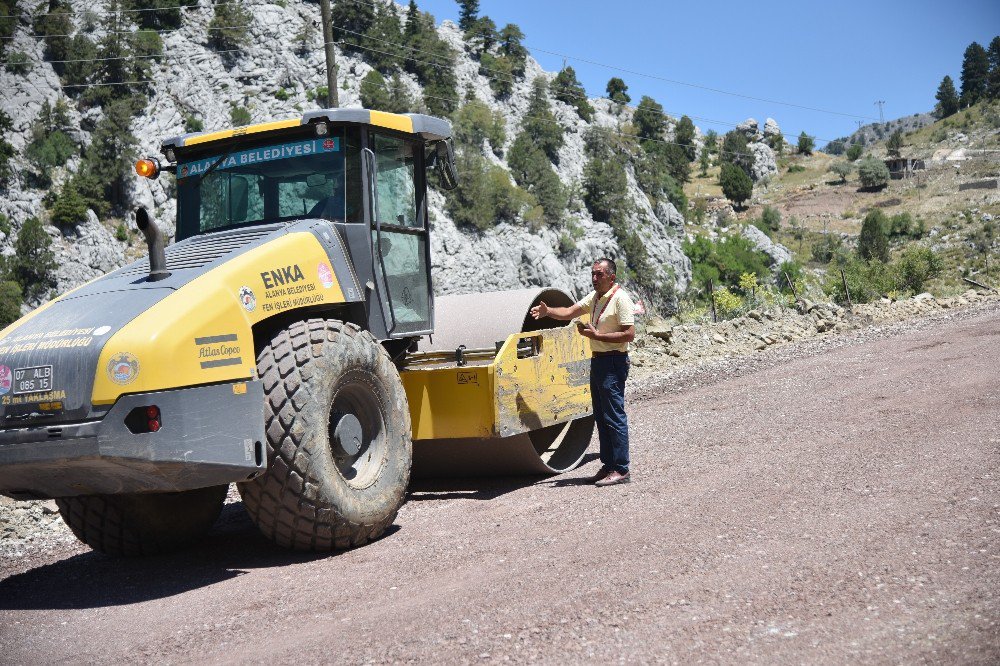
[{"xmin": 414, "ymin": 0, "xmax": 1000, "ymax": 147}]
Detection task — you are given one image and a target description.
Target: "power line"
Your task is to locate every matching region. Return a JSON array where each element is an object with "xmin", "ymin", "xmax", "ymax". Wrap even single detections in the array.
[
  {"xmin": 5, "ymin": 8, "xmax": 838, "ymax": 145},
  {"xmin": 6, "ymin": 1, "xmax": 863, "ymax": 139},
  {"xmin": 336, "ymin": 0, "xmax": 880, "ymax": 123}
]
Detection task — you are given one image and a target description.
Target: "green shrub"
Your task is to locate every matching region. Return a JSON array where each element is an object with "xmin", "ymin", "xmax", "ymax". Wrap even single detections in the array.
[
  {"xmin": 50, "ymin": 184, "xmax": 89, "ymax": 227},
  {"xmin": 846, "ymin": 144, "xmax": 864, "ymax": 161},
  {"xmin": 115, "ymin": 223, "xmax": 129, "ymax": 242},
  {"xmin": 184, "ymin": 115, "xmax": 204, "ymax": 133},
  {"xmin": 858, "ymin": 210, "xmax": 889, "ymax": 262},
  {"xmin": 209, "ymin": 2, "xmax": 252, "ymax": 52},
  {"xmin": 274, "ymin": 88, "xmax": 290, "ymax": 101},
  {"xmin": 0, "ymin": 280, "xmax": 23, "ymax": 328},
  {"xmin": 445, "ymin": 151, "xmax": 532, "ymax": 230},
  {"xmin": 829, "ymin": 161, "xmax": 853, "ymax": 183},
  {"xmin": 811, "ymin": 234, "xmax": 844, "ymax": 263},
  {"xmin": 453, "ymin": 100, "xmax": 506, "ymax": 155},
  {"xmin": 787, "ymin": 164, "xmax": 806, "ymax": 173},
  {"xmin": 683, "ymin": 235, "xmax": 772, "ymax": 291},
  {"xmin": 857, "ymin": 156, "xmax": 889, "ymax": 190},
  {"xmin": 760, "ymin": 205, "xmax": 781, "ymax": 233},
  {"xmin": 825, "ymin": 258, "xmax": 894, "ymax": 304},
  {"xmin": 5, "ymin": 50, "xmax": 30, "ymax": 75},
  {"xmin": 888, "ymin": 212, "xmax": 913, "ymax": 239},
  {"xmin": 894, "ymin": 245, "xmax": 942, "ymax": 292},
  {"xmin": 558, "ymin": 233, "xmax": 576, "ymax": 254},
  {"xmin": 230, "ymin": 106, "xmax": 252, "ymax": 127}
]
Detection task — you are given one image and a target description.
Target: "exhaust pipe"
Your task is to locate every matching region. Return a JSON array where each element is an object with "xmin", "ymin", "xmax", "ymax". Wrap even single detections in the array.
[{"xmin": 135, "ymin": 207, "xmax": 170, "ymax": 282}]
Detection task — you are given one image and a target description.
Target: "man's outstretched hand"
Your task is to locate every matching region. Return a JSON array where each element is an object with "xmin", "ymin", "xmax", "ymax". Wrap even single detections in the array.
[{"xmin": 530, "ymin": 301, "xmax": 549, "ymax": 320}]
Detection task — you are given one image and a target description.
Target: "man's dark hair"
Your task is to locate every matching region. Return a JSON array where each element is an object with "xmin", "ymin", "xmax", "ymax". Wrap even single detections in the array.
[{"xmin": 594, "ymin": 257, "xmax": 617, "ymax": 275}]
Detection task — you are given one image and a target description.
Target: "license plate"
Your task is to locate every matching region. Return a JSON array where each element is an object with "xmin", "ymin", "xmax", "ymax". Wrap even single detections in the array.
[{"xmin": 14, "ymin": 365, "xmax": 53, "ymax": 394}]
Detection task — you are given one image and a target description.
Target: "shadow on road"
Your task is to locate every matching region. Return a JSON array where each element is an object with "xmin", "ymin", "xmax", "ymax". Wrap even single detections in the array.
[
  {"xmin": 407, "ymin": 453, "xmax": 601, "ymax": 500},
  {"xmin": 0, "ymin": 501, "xmax": 394, "ymax": 611}
]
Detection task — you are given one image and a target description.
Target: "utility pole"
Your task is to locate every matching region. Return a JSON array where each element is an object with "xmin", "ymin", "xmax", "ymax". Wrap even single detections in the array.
[
  {"xmin": 320, "ymin": 0, "xmax": 339, "ymax": 108},
  {"xmin": 874, "ymin": 100, "xmax": 885, "ymax": 123}
]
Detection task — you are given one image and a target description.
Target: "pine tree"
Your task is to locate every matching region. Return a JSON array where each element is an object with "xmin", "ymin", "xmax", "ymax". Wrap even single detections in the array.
[
  {"xmin": 13, "ymin": 217, "xmax": 56, "ymax": 302},
  {"xmin": 0, "ymin": 280, "xmax": 22, "ymax": 329},
  {"xmin": 606, "ymin": 77, "xmax": 630, "ymax": 105},
  {"xmin": 698, "ymin": 145, "xmax": 711, "ymax": 176},
  {"xmin": 720, "ymin": 162, "xmax": 752, "ymax": 208},
  {"xmin": 208, "ymin": 1, "xmax": 252, "ymax": 54},
  {"xmin": 33, "ymin": 3, "xmax": 73, "ymax": 75},
  {"xmin": 857, "ymin": 210, "xmax": 889, "ymax": 263},
  {"xmin": 960, "ymin": 41, "xmax": 990, "ymax": 106},
  {"xmin": 363, "ymin": 3, "xmax": 404, "ymax": 72},
  {"xmin": 552, "ymin": 66, "xmax": 593, "ymax": 122},
  {"xmin": 675, "ymin": 115, "xmax": 696, "ymax": 161},
  {"xmin": 466, "ymin": 16, "xmax": 497, "ymax": 52},
  {"xmin": 457, "ymin": 0, "xmax": 479, "ymax": 33},
  {"xmin": 497, "ymin": 24, "xmax": 527, "ymax": 75},
  {"xmin": 634, "ymin": 96, "xmax": 666, "ymax": 141},
  {"xmin": 886, "ymin": 130, "xmax": 903, "ymax": 157},
  {"xmin": 360, "ymin": 70, "xmax": 392, "ymax": 110},
  {"xmin": 520, "ymin": 77, "xmax": 564, "ymax": 162},
  {"xmin": 720, "ymin": 130, "xmax": 751, "ymax": 177},
  {"xmin": 797, "ymin": 131, "xmax": 815, "ymax": 155},
  {"xmin": 987, "ymin": 36, "xmax": 1000, "ymax": 100},
  {"xmin": 0, "ymin": 112, "xmax": 14, "ymax": 187},
  {"xmin": 333, "ymin": 0, "xmax": 375, "ymax": 53},
  {"xmin": 935, "ymin": 75, "xmax": 960, "ymax": 117}
]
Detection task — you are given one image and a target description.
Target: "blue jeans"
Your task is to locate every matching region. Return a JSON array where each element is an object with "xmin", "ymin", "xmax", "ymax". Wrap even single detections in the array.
[{"xmin": 590, "ymin": 354, "xmax": 630, "ymax": 474}]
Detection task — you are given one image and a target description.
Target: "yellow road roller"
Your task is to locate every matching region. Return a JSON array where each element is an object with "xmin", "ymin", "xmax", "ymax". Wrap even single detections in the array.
[{"xmin": 0, "ymin": 109, "xmax": 594, "ymax": 555}]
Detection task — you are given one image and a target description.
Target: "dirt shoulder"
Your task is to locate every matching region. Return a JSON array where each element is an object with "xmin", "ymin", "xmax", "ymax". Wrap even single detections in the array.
[{"xmin": 1, "ymin": 299, "xmax": 998, "ymax": 663}]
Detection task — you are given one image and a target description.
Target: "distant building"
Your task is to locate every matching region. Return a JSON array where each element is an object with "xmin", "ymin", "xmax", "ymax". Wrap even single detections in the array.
[{"xmin": 884, "ymin": 157, "xmax": 926, "ymax": 179}]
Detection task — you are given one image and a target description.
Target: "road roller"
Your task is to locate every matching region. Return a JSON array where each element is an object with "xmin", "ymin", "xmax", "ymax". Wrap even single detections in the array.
[{"xmin": 0, "ymin": 109, "xmax": 594, "ymax": 556}]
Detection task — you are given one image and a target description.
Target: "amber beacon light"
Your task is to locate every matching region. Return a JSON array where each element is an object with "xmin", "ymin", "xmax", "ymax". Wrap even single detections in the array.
[{"xmin": 135, "ymin": 157, "xmax": 160, "ymax": 179}]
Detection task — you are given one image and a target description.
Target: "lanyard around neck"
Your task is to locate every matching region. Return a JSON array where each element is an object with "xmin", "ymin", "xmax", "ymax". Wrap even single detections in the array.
[{"xmin": 593, "ymin": 284, "xmax": 620, "ymax": 325}]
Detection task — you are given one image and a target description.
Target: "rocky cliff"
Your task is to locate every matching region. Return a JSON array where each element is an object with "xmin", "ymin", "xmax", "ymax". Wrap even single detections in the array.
[{"xmin": 0, "ymin": 0, "xmax": 701, "ymax": 305}]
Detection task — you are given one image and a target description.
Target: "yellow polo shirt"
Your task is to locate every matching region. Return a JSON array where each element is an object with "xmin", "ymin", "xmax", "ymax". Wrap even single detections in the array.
[{"xmin": 576, "ymin": 285, "xmax": 635, "ymax": 353}]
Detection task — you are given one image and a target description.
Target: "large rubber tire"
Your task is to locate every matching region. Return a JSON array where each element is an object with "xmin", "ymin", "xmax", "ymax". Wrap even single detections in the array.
[
  {"xmin": 55, "ymin": 485, "xmax": 228, "ymax": 557},
  {"xmin": 238, "ymin": 319, "xmax": 411, "ymax": 551}
]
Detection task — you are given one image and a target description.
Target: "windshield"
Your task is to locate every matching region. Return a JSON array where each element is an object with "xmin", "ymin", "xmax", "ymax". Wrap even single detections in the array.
[{"xmin": 175, "ymin": 128, "xmax": 360, "ymax": 240}]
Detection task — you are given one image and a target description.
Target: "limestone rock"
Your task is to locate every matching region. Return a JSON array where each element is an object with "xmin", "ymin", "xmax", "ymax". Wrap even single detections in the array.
[
  {"xmin": 740, "ymin": 224, "xmax": 793, "ymax": 270},
  {"xmin": 749, "ymin": 142, "xmax": 778, "ymax": 182},
  {"xmin": 763, "ymin": 118, "xmax": 781, "ymax": 138},
  {"xmin": 737, "ymin": 118, "xmax": 762, "ymax": 142}
]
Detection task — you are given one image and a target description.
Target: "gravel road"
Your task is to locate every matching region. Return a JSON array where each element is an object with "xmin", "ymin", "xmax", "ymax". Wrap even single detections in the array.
[{"xmin": 1, "ymin": 305, "xmax": 997, "ymax": 664}]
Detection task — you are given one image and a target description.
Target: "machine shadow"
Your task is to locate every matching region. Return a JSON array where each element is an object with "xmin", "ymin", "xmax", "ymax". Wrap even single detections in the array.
[
  {"xmin": 407, "ymin": 452, "xmax": 601, "ymax": 499},
  {"xmin": 0, "ymin": 501, "xmax": 397, "ymax": 611}
]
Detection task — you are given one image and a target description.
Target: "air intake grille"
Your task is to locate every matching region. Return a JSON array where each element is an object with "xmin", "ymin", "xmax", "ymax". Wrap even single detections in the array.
[{"xmin": 118, "ymin": 225, "xmax": 283, "ymax": 277}]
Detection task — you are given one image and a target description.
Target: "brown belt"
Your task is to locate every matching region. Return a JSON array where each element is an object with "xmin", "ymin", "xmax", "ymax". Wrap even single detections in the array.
[{"xmin": 591, "ymin": 350, "xmax": 627, "ymax": 357}]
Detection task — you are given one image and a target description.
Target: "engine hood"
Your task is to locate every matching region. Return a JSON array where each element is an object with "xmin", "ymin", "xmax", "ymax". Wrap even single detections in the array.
[{"xmin": 0, "ymin": 220, "xmax": 361, "ymax": 428}]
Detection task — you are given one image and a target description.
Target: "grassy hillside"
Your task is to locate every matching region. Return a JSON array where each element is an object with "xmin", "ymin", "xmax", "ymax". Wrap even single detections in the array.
[{"xmin": 683, "ymin": 100, "xmax": 999, "ymax": 307}]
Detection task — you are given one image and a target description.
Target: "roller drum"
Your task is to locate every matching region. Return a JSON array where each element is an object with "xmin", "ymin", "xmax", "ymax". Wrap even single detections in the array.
[{"xmin": 412, "ymin": 287, "xmax": 594, "ymax": 478}]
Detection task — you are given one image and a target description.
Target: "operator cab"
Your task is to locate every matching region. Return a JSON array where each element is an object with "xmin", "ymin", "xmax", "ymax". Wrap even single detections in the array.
[{"xmin": 140, "ymin": 109, "xmax": 457, "ymax": 342}]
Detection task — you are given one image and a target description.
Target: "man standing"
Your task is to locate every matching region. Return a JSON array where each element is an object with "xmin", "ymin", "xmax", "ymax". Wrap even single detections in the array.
[{"xmin": 530, "ymin": 258, "xmax": 635, "ymax": 486}]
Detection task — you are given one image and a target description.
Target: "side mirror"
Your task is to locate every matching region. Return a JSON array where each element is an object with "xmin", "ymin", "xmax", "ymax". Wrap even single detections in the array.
[{"xmin": 435, "ymin": 139, "xmax": 458, "ymax": 191}]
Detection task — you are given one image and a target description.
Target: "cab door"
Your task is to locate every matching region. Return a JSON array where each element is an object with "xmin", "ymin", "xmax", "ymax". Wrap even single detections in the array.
[{"xmin": 365, "ymin": 132, "xmax": 433, "ymax": 338}]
